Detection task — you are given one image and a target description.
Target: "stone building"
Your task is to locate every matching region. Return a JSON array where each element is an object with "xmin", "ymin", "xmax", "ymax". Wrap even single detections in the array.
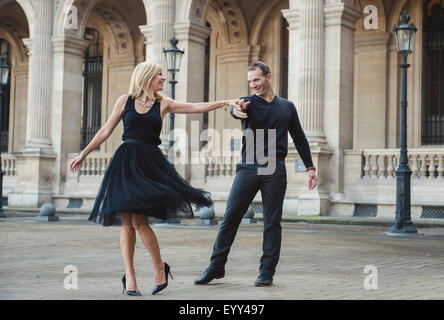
[{"xmin": 0, "ymin": 0, "xmax": 443, "ymax": 220}]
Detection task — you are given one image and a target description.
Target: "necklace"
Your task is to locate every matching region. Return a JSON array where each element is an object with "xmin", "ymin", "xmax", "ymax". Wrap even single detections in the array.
[{"xmin": 136, "ymin": 98, "xmax": 155, "ymax": 109}]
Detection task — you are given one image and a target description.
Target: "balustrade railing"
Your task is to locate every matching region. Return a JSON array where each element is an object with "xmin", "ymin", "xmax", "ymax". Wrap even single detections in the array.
[
  {"xmin": 67, "ymin": 153, "xmax": 112, "ymax": 177},
  {"xmin": 1, "ymin": 153, "xmax": 16, "ymax": 176},
  {"xmin": 205, "ymin": 154, "xmax": 241, "ymax": 177},
  {"xmin": 361, "ymin": 149, "xmax": 444, "ymax": 180}
]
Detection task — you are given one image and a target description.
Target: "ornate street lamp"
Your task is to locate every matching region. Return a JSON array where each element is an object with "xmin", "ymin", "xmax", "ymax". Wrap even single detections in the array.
[
  {"xmin": 163, "ymin": 36, "xmax": 184, "ymax": 166},
  {"xmin": 0, "ymin": 53, "xmax": 10, "ymax": 218},
  {"xmin": 162, "ymin": 37, "xmax": 184, "ymax": 224},
  {"xmin": 388, "ymin": 12, "xmax": 418, "ymax": 234}
]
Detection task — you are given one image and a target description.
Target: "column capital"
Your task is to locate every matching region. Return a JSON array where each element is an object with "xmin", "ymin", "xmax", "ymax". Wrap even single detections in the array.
[
  {"xmin": 139, "ymin": 24, "xmax": 154, "ymax": 45},
  {"xmin": 107, "ymin": 54, "xmax": 136, "ymax": 68},
  {"xmin": 22, "ymin": 37, "xmax": 32, "ymax": 55},
  {"xmin": 324, "ymin": 1, "xmax": 361, "ymax": 30},
  {"xmin": 51, "ymin": 36, "xmax": 89, "ymax": 56},
  {"xmin": 174, "ymin": 21, "xmax": 211, "ymax": 46},
  {"xmin": 354, "ymin": 32, "xmax": 390, "ymax": 53},
  {"xmin": 216, "ymin": 45, "xmax": 255, "ymax": 64},
  {"xmin": 282, "ymin": 8, "xmax": 300, "ymax": 30}
]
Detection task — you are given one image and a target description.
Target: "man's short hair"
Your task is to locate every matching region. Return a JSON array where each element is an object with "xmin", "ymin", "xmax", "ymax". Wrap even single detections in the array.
[{"xmin": 247, "ymin": 61, "xmax": 271, "ymax": 76}]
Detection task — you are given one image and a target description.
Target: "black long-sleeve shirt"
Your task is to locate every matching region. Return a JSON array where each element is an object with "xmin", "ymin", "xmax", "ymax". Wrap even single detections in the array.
[{"xmin": 230, "ymin": 94, "xmax": 314, "ymax": 168}]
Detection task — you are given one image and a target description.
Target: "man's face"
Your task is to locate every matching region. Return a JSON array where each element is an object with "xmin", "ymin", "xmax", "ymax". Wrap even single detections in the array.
[{"xmin": 247, "ymin": 68, "xmax": 272, "ymax": 96}]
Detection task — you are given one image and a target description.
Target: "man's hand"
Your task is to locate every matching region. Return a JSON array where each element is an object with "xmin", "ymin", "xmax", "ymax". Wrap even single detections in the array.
[
  {"xmin": 308, "ymin": 169, "xmax": 317, "ymax": 190},
  {"xmin": 232, "ymin": 99, "xmax": 250, "ymax": 119}
]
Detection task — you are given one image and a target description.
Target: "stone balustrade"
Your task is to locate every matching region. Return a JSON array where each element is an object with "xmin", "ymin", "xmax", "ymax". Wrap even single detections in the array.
[
  {"xmin": 205, "ymin": 154, "xmax": 241, "ymax": 177},
  {"xmin": 66, "ymin": 153, "xmax": 112, "ymax": 177},
  {"xmin": 360, "ymin": 149, "xmax": 444, "ymax": 180},
  {"xmin": 1, "ymin": 154, "xmax": 17, "ymax": 176}
]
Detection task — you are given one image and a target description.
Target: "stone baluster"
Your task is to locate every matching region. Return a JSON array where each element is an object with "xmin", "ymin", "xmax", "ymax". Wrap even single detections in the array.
[
  {"xmin": 363, "ymin": 154, "xmax": 371, "ymax": 178},
  {"xmin": 386, "ymin": 154, "xmax": 395, "ymax": 179},
  {"xmin": 437, "ymin": 155, "xmax": 444, "ymax": 179},
  {"xmin": 208, "ymin": 158, "xmax": 215, "ymax": 177},
  {"xmin": 429, "ymin": 155, "xmax": 436, "ymax": 179},
  {"xmin": 370, "ymin": 155, "xmax": 378, "ymax": 179},
  {"xmin": 378, "ymin": 154, "xmax": 386, "ymax": 179},
  {"xmin": 225, "ymin": 156, "xmax": 232, "ymax": 176},
  {"xmin": 419, "ymin": 155, "xmax": 428, "ymax": 179},
  {"xmin": 410, "ymin": 154, "xmax": 419, "ymax": 179},
  {"xmin": 220, "ymin": 158, "xmax": 226, "ymax": 176}
]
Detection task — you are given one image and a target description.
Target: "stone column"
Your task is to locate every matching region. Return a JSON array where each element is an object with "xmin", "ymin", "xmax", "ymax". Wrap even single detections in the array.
[
  {"xmin": 323, "ymin": 1, "xmax": 361, "ymax": 203},
  {"xmin": 24, "ymin": 0, "xmax": 54, "ymax": 151},
  {"xmin": 298, "ymin": 0, "xmax": 326, "ymax": 145},
  {"xmin": 140, "ymin": 0, "xmax": 175, "ymax": 148},
  {"xmin": 9, "ymin": 0, "xmax": 56, "ymax": 207},
  {"xmin": 50, "ymin": 36, "xmax": 89, "ymax": 195},
  {"xmin": 173, "ymin": 21, "xmax": 211, "ymax": 180},
  {"xmin": 282, "ymin": 8, "xmax": 300, "ymax": 106}
]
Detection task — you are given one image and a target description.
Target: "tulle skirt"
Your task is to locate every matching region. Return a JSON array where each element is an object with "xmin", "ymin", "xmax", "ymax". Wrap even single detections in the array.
[{"xmin": 88, "ymin": 139, "xmax": 212, "ymax": 226}]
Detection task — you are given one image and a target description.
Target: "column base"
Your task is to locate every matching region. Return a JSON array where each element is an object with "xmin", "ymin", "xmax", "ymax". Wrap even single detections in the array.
[
  {"xmin": 297, "ymin": 192, "xmax": 331, "ymax": 216},
  {"xmin": 290, "ymin": 144, "xmax": 333, "ymax": 216},
  {"xmin": 8, "ymin": 150, "xmax": 56, "ymax": 208}
]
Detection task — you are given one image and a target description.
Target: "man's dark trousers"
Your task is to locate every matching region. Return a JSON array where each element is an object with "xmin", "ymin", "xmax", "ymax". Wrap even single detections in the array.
[{"xmin": 209, "ymin": 160, "xmax": 287, "ymax": 276}]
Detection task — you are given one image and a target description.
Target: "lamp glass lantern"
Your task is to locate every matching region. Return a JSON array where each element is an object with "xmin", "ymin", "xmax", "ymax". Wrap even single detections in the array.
[
  {"xmin": 393, "ymin": 12, "xmax": 417, "ymax": 55},
  {"xmin": 163, "ymin": 37, "xmax": 184, "ymax": 72}
]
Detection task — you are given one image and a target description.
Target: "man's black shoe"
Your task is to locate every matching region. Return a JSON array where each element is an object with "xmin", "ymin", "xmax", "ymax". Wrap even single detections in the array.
[
  {"xmin": 194, "ymin": 267, "xmax": 225, "ymax": 285},
  {"xmin": 254, "ymin": 274, "xmax": 273, "ymax": 287}
]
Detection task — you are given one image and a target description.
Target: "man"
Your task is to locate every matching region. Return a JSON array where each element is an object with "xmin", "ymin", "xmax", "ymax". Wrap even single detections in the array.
[{"xmin": 195, "ymin": 61, "xmax": 317, "ymax": 286}]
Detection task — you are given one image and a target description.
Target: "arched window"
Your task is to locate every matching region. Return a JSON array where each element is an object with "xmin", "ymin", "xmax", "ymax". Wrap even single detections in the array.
[
  {"xmin": 0, "ymin": 38, "xmax": 11, "ymax": 153},
  {"xmin": 202, "ymin": 21, "xmax": 211, "ymax": 148},
  {"xmin": 81, "ymin": 28, "xmax": 103, "ymax": 150},
  {"xmin": 422, "ymin": 0, "xmax": 444, "ymax": 145},
  {"xmin": 280, "ymin": 16, "xmax": 289, "ymax": 99}
]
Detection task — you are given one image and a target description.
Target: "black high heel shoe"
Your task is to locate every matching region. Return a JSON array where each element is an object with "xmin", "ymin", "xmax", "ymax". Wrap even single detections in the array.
[
  {"xmin": 152, "ymin": 262, "xmax": 173, "ymax": 295},
  {"xmin": 122, "ymin": 274, "xmax": 142, "ymax": 296}
]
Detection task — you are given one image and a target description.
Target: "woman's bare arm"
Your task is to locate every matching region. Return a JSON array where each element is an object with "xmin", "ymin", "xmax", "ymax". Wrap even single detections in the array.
[
  {"xmin": 69, "ymin": 94, "xmax": 128, "ymax": 172},
  {"xmin": 160, "ymin": 97, "xmax": 238, "ymax": 119}
]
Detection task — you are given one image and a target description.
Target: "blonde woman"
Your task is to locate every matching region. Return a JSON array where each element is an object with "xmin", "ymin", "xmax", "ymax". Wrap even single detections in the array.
[{"xmin": 70, "ymin": 61, "xmax": 238, "ymax": 296}]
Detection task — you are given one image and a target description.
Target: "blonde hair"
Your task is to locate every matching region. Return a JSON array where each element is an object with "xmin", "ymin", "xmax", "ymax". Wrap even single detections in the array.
[{"xmin": 128, "ymin": 61, "xmax": 163, "ymax": 101}]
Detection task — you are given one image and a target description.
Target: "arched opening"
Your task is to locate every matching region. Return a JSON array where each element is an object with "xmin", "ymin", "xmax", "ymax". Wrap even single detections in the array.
[
  {"xmin": 422, "ymin": 0, "xmax": 444, "ymax": 145},
  {"xmin": 66, "ymin": 0, "xmax": 147, "ymax": 153},
  {"xmin": 202, "ymin": 21, "xmax": 211, "ymax": 148},
  {"xmin": 0, "ymin": 38, "xmax": 11, "ymax": 152},
  {"xmin": 280, "ymin": 16, "xmax": 289, "ymax": 99},
  {"xmin": 0, "ymin": 0, "xmax": 30, "ymax": 154},
  {"xmin": 81, "ymin": 27, "xmax": 103, "ymax": 150}
]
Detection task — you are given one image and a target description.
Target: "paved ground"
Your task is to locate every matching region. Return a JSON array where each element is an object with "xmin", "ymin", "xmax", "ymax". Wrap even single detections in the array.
[{"xmin": 1, "ymin": 215, "xmax": 444, "ymax": 300}]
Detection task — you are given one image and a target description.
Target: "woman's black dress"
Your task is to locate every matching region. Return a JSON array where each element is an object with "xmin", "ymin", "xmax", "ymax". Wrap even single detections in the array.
[{"xmin": 88, "ymin": 96, "xmax": 212, "ymax": 226}]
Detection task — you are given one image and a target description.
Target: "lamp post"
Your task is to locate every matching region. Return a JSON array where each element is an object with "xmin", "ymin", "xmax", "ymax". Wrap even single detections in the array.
[
  {"xmin": 388, "ymin": 12, "xmax": 418, "ymax": 234},
  {"xmin": 0, "ymin": 53, "xmax": 10, "ymax": 218},
  {"xmin": 162, "ymin": 36, "xmax": 184, "ymax": 224},
  {"xmin": 163, "ymin": 36, "xmax": 184, "ymax": 166}
]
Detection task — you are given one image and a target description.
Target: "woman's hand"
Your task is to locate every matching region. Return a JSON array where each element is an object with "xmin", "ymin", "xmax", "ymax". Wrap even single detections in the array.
[
  {"xmin": 227, "ymin": 98, "xmax": 240, "ymax": 107},
  {"xmin": 231, "ymin": 99, "xmax": 250, "ymax": 118},
  {"xmin": 69, "ymin": 152, "xmax": 86, "ymax": 173}
]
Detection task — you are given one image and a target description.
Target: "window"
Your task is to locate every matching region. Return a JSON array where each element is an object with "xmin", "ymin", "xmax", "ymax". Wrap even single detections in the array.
[
  {"xmin": 0, "ymin": 38, "xmax": 10, "ymax": 153},
  {"xmin": 280, "ymin": 16, "xmax": 289, "ymax": 99},
  {"xmin": 202, "ymin": 21, "xmax": 211, "ymax": 148},
  {"xmin": 81, "ymin": 28, "xmax": 103, "ymax": 150},
  {"xmin": 422, "ymin": 0, "xmax": 444, "ymax": 145}
]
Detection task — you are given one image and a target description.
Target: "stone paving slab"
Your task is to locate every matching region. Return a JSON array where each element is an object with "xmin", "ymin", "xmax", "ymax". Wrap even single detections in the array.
[{"xmin": 1, "ymin": 217, "xmax": 444, "ymax": 300}]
